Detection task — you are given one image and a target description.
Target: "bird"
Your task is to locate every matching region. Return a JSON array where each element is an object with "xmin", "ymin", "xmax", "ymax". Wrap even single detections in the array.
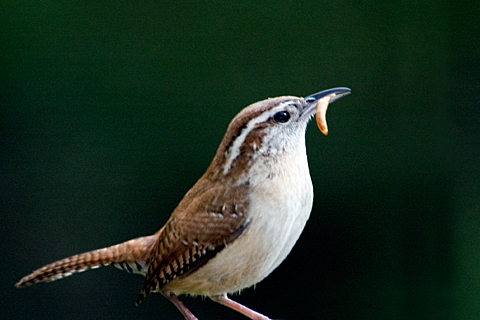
[{"xmin": 15, "ymin": 87, "xmax": 351, "ymax": 320}]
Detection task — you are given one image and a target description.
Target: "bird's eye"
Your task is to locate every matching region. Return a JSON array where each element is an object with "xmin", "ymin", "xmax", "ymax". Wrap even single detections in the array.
[{"xmin": 273, "ymin": 111, "xmax": 291, "ymax": 123}]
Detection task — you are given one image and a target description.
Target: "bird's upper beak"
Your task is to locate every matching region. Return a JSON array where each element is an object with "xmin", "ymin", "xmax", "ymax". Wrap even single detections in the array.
[{"xmin": 300, "ymin": 87, "xmax": 351, "ymax": 118}]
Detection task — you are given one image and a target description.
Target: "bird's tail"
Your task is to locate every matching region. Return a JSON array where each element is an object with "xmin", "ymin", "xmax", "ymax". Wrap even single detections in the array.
[{"xmin": 15, "ymin": 235, "xmax": 157, "ymax": 288}]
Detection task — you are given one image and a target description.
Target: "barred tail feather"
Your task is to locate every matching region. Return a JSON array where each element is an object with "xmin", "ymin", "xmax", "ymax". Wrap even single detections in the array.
[{"xmin": 15, "ymin": 235, "xmax": 157, "ymax": 288}]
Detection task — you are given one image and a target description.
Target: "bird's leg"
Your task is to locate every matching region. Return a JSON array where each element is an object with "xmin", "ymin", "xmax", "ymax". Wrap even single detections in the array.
[
  {"xmin": 164, "ymin": 291, "xmax": 198, "ymax": 320},
  {"xmin": 210, "ymin": 293, "xmax": 271, "ymax": 320}
]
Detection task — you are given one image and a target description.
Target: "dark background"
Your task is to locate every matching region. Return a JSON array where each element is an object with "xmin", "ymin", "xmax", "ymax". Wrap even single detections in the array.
[{"xmin": 1, "ymin": 1, "xmax": 479, "ymax": 319}]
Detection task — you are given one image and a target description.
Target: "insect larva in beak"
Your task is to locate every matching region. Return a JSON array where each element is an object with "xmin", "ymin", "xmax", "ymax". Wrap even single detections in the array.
[{"xmin": 316, "ymin": 95, "xmax": 333, "ymax": 135}]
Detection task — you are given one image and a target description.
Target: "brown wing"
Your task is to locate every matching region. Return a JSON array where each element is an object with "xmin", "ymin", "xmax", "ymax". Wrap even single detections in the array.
[{"xmin": 136, "ymin": 183, "xmax": 250, "ymax": 304}]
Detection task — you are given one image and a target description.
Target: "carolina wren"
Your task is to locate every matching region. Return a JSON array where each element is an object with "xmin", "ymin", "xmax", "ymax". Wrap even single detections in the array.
[{"xmin": 16, "ymin": 87, "xmax": 351, "ymax": 320}]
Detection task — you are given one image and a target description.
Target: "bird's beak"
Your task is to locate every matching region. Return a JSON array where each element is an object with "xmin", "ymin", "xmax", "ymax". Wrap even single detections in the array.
[{"xmin": 300, "ymin": 87, "xmax": 351, "ymax": 118}]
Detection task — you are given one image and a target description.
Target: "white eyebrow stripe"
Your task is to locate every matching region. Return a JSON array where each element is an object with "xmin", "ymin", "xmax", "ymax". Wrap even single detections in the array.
[{"xmin": 223, "ymin": 102, "xmax": 293, "ymax": 174}]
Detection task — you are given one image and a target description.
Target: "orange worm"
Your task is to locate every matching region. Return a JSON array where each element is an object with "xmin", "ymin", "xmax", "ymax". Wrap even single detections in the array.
[{"xmin": 316, "ymin": 95, "xmax": 333, "ymax": 135}]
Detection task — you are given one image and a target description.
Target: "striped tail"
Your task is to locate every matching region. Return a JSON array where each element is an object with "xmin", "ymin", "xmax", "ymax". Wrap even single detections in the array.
[{"xmin": 15, "ymin": 235, "xmax": 157, "ymax": 288}]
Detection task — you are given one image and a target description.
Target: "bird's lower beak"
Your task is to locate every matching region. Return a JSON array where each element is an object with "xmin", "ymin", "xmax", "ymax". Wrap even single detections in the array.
[{"xmin": 300, "ymin": 87, "xmax": 351, "ymax": 119}]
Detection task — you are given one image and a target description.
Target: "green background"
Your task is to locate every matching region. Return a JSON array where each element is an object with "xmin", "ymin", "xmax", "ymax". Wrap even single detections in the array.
[{"xmin": 2, "ymin": 1, "xmax": 479, "ymax": 319}]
